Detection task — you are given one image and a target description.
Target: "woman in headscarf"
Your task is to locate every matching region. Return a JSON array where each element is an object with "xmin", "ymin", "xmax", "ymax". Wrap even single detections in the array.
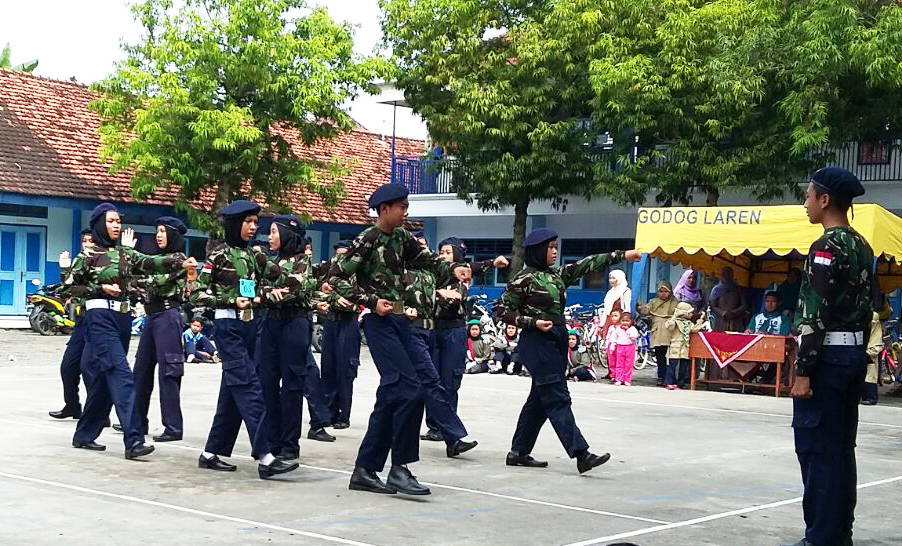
[
  {"xmin": 640, "ymin": 280, "xmax": 679, "ymax": 386},
  {"xmin": 132, "ymin": 216, "xmax": 190, "ymax": 443},
  {"xmin": 674, "ymin": 269, "xmax": 705, "ymax": 311},
  {"xmin": 190, "ymin": 200, "xmax": 298, "ymax": 479},
  {"xmin": 495, "ymin": 228, "xmax": 639, "ymax": 474},
  {"xmin": 66, "ymin": 203, "xmax": 195, "ymax": 459},
  {"xmin": 600, "ymin": 269, "xmax": 632, "ymax": 334},
  {"xmin": 709, "ymin": 266, "xmax": 749, "ymax": 332}
]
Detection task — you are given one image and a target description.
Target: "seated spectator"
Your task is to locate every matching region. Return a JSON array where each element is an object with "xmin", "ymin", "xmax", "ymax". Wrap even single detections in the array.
[
  {"xmin": 183, "ymin": 318, "xmax": 217, "ymax": 363},
  {"xmin": 566, "ymin": 330, "xmax": 596, "ymax": 381},
  {"xmin": 465, "ymin": 320, "xmax": 493, "ymax": 374},
  {"xmin": 746, "ymin": 291, "xmax": 791, "ymax": 385},
  {"xmin": 491, "ymin": 323, "xmax": 521, "ymax": 375},
  {"xmin": 776, "ymin": 267, "xmax": 802, "ymax": 319},
  {"xmin": 710, "ymin": 266, "xmax": 749, "ymax": 332}
]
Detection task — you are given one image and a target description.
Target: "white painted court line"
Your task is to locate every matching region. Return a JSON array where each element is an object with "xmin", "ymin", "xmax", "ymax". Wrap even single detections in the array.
[
  {"xmin": 0, "ymin": 470, "xmax": 378, "ymax": 546},
  {"xmin": 0, "ymin": 417, "xmax": 669, "ymax": 526},
  {"xmin": 469, "ymin": 385, "xmax": 902, "ymax": 429},
  {"xmin": 560, "ymin": 474, "xmax": 902, "ymax": 546}
]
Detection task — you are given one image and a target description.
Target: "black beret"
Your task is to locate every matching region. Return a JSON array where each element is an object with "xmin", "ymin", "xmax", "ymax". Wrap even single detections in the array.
[
  {"xmin": 156, "ymin": 216, "xmax": 188, "ymax": 234},
  {"xmin": 80, "ymin": 228, "xmax": 92, "ymax": 236},
  {"xmin": 220, "ymin": 199, "xmax": 261, "ymax": 218},
  {"xmin": 811, "ymin": 167, "xmax": 865, "ymax": 201},
  {"xmin": 438, "ymin": 237, "xmax": 466, "ymax": 252},
  {"xmin": 368, "ymin": 184, "xmax": 409, "ymax": 209},
  {"xmin": 90, "ymin": 203, "xmax": 118, "ymax": 226},
  {"xmin": 523, "ymin": 228, "xmax": 558, "ymax": 247},
  {"xmin": 334, "ymin": 239, "xmax": 353, "ymax": 250},
  {"xmin": 273, "ymin": 214, "xmax": 302, "ymax": 234}
]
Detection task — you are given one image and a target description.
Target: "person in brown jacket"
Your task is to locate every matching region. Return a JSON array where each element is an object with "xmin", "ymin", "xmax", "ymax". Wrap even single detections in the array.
[{"xmin": 640, "ymin": 281, "xmax": 679, "ymax": 386}]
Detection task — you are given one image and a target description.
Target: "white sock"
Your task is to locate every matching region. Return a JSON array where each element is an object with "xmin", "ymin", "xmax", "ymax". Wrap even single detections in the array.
[
  {"xmin": 201, "ymin": 451, "xmax": 215, "ymax": 460},
  {"xmin": 261, "ymin": 453, "xmax": 276, "ymax": 466}
]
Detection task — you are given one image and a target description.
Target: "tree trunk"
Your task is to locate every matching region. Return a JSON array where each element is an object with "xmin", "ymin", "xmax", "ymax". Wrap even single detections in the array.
[
  {"xmin": 206, "ymin": 177, "xmax": 238, "ymax": 254},
  {"xmin": 510, "ymin": 196, "xmax": 529, "ymax": 274},
  {"xmin": 706, "ymin": 185, "xmax": 720, "ymax": 206}
]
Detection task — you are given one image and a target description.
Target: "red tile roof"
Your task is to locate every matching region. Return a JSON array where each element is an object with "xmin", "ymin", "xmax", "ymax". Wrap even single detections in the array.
[{"xmin": 0, "ymin": 68, "xmax": 424, "ymax": 225}]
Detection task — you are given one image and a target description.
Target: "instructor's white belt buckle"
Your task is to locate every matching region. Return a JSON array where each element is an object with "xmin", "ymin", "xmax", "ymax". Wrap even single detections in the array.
[{"xmin": 823, "ymin": 331, "xmax": 864, "ymax": 346}]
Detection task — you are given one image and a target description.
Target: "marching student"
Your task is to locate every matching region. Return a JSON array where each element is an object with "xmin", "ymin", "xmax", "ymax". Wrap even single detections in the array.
[
  {"xmin": 495, "ymin": 228, "xmax": 639, "ymax": 473},
  {"xmin": 190, "ymin": 200, "xmax": 298, "ymax": 479},
  {"xmin": 328, "ymin": 184, "xmax": 471, "ymax": 495},
  {"xmin": 67, "ymin": 203, "xmax": 194, "ymax": 459}
]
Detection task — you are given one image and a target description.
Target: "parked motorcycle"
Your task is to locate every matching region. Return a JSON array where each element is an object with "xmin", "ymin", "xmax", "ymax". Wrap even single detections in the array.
[{"xmin": 28, "ymin": 281, "xmax": 76, "ymax": 336}]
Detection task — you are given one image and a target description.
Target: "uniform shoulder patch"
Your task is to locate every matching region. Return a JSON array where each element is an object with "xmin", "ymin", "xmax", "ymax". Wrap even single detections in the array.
[{"xmin": 813, "ymin": 250, "xmax": 833, "ymax": 266}]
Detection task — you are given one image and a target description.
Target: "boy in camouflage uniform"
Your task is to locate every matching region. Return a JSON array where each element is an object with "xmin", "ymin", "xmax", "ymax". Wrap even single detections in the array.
[
  {"xmin": 784, "ymin": 167, "xmax": 874, "ymax": 546},
  {"xmin": 327, "ymin": 184, "xmax": 470, "ymax": 496}
]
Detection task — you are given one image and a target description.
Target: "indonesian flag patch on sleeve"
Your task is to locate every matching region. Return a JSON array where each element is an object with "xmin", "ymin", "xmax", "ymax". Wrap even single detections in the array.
[
  {"xmin": 201, "ymin": 263, "xmax": 213, "ymax": 274},
  {"xmin": 813, "ymin": 251, "xmax": 833, "ymax": 266}
]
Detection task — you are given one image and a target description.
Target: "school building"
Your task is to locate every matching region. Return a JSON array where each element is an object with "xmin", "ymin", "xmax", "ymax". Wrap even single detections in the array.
[{"xmin": 0, "ymin": 68, "xmax": 423, "ymax": 323}]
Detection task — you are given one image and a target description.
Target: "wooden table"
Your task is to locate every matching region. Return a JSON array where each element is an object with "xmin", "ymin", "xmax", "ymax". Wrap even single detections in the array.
[{"xmin": 689, "ymin": 333, "xmax": 793, "ymax": 397}]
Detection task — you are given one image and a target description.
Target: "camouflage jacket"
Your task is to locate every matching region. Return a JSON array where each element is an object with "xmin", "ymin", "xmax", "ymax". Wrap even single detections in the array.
[
  {"xmin": 189, "ymin": 243, "xmax": 281, "ymax": 309},
  {"xmin": 322, "ymin": 254, "xmax": 360, "ymax": 315},
  {"xmin": 402, "ymin": 265, "xmax": 458, "ymax": 320},
  {"xmin": 435, "ymin": 260, "xmax": 492, "ymax": 322},
  {"xmin": 795, "ymin": 226, "xmax": 875, "ymax": 376},
  {"xmin": 64, "ymin": 245, "xmax": 184, "ymax": 301},
  {"xmin": 496, "ymin": 251, "xmax": 625, "ymax": 330},
  {"xmin": 132, "ymin": 252, "xmax": 188, "ymax": 304},
  {"xmin": 327, "ymin": 226, "xmax": 454, "ymax": 311},
  {"xmin": 261, "ymin": 253, "xmax": 322, "ymax": 310}
]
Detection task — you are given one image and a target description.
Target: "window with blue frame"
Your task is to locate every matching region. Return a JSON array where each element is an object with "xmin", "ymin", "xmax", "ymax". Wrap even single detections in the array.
[
  {"xmin": 460, "ymin": 239, "xmax": 512, "ymax": 286},
  {"xmin": 560, "ymin": 238, "xmax": 634, "ymax": 290}
]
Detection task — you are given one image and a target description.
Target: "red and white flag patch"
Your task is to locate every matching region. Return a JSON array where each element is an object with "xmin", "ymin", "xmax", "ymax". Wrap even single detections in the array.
[
  {"xmin": 201, "ymin": 263, "xmax": 213, "ymax": 274},
  {"xmin": 813, "ymin": 251, "xmax": 833, "ymax": 266}
]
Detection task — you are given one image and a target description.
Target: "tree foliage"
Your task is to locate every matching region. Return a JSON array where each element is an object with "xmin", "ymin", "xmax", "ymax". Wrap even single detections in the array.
[
  {"xmin": 90, "ymin": 0, "xmax": 389, "ymax": 230},
  {"xmin": 381, "ymin": 0, "xmax": 608, "ymax": 271},
  {"xmin": 1, "ymin": 43, "xmax": 38, "ymax": 72}
]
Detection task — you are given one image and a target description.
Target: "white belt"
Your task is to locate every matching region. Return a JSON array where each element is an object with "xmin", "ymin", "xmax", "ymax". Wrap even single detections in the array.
[
  {"xmin": 215, "ymin": 309, "xmax": 255, "ymax": 321},
  {"xmin": 85, "ymin": 299, "xmax": 131, "ymax": 313},
  {"xmin": 823, "ymin": 331, "xmax": 864, "ymax": 346}
]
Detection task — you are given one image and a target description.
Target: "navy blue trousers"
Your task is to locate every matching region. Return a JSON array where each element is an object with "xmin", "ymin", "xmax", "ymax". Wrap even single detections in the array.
[
  {"xmin": 793, "ymin": 345, "xmax": 866, "ymax": 546},
  {"xmin": 59, "ymin": 313, "xmax": 86, "ymax": 411},
  {"xmin": 205, "ymin": 317, "xmax": 270, "ymax": 459},
  {"xmin": 511, "ymin": 326, "xmax": 589, "ymax": 458},
  {"xmin": 355, "ymin": 313, "xmax": 423, "ymax": 471},
  {"xmin": 321, "ymin": 315, "xmax": 360, "ymax": 425},
  {"xmin": 73, "ymin": 308, "xmax": 144, "ymax": 449},
  {"xmin": 410, "ymin": 327, "xmax": 467, "ymax": 444},
  {"xmin": 426, "ymin": 326, "xmax": 466, "ymax": 432},
  {"xmin": 257, "ymin": 314, "xmax": 309, "ymax": 457},
  {"xmin": 305, "ymin": 349, "xmax": 332, "ymax": 429},
  {"xmin": 133, "ymin": 308, "xmax": 185, "ymax": 436}
]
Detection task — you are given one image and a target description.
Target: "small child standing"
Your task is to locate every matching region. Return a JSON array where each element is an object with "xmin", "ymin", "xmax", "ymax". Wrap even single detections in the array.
[
  {"xmin": 603, "ymin": 309, "xmax": 622, "ymax": 378},
  {"xmin": 664, "ymin": 302, "xmax": 705, "ymax": 390},
  {"xmin": 608, "ymin": 312, "xmax": 639, "ymax": 386}
]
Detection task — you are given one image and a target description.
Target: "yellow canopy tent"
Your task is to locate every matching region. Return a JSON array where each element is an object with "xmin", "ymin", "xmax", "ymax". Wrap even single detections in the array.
[{"xmin": 634, "ymin": 204, "xmax": 902, "ymax": 292}]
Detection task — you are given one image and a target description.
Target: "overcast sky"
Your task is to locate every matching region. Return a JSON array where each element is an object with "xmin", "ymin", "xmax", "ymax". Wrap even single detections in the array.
[{"xmin": 0, "ymin": 0, "xmax": 427, "ymax": 139}]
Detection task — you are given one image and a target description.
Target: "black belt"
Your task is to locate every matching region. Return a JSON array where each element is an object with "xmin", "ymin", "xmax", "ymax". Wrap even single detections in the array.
[
  {"xmin": 411, "ymin": 318, "xmax": 435, "ymax": 330},
  {"xmin": 325, "ymin": 311, "xmax": 358, "ymax": 322},
  {"xmin": 267, "ymin": 307, "xmax": 312, "ymax": 320},
  {"xmin": 434, "ymin": 318, "xmax": 465, "ymax": 329},
  {"xmin": 145, "ymin": 300, "xmax": 181, "ymax": 315}
]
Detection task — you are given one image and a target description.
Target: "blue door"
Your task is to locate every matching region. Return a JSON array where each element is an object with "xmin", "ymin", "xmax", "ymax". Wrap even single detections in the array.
[{"xmin": 0, "ymin": 226, "xmax": 45, "ymax": 315}]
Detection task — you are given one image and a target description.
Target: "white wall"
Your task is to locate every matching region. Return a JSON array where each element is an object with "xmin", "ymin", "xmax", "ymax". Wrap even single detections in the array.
[{"xmin": 46, "ymin": 207, "xmax": 71, "ymax": 260}]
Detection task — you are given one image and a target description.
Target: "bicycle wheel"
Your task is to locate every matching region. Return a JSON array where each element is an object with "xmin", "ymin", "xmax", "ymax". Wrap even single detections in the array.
[{"xmin": 634, "ymin": 347, "xmax": 650, "ymax": 370}]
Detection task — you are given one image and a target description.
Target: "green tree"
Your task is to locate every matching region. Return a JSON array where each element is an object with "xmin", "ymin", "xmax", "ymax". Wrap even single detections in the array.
[
  {"xmin": 381, "ymin": 0, "xmax": 610, "ymax": 271},
  {"xmin": 553, "ymin": 0, "xmax": 902, "ymax": 206},
  {"xmin": 1, "ymin": 43, "xmax": 38, "ymax": 72},
  {"xmin": 90, "ymin": 0, "xmax": 389, "ymax": 231}
]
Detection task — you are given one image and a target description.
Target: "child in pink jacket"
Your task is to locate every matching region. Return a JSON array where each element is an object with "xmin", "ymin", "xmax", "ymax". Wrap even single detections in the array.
[{"xmin": 608, "ymin": 312, "xmax": 639, "ymax": 385}]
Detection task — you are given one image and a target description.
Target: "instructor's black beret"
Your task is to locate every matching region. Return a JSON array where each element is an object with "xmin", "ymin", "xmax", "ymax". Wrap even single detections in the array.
[{"xmin": 811, "ymin": 167, "xmax": 865, "ymax": 201}]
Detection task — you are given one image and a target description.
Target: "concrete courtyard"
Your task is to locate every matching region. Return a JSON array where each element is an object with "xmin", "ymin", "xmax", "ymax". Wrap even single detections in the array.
[{"xmin": 0, "ymin": 329, "xmax": 899, "ymax": 546}]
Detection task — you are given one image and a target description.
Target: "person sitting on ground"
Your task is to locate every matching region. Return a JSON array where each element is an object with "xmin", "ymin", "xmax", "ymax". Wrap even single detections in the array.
[
  {"xmin": 664, "ymin": 302, "xmax": 706, "ymax": 390},
  {"xmin": 465, "ymin": 320, "xmax": 493, "ymax": 374},
  {"xmin": 746, "ymin": 291, "xmax": 791, "ymax": 385},
  {"xmin": 566, "ymin": 330, "xmax": 596, "ymax": 382},
  {"xmin": 491, "ymin": 323, "xmax": 521, "ymax": 375},
  {"xmin": 183, "ymin": 318, "xmax": 218, "ymax": 363}
]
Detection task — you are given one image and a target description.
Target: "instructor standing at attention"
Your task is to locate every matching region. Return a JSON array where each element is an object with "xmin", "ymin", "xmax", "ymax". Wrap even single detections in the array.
[{"xmin": 785, "ymin": 167, "xmax": 874, "ymax": 546}]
